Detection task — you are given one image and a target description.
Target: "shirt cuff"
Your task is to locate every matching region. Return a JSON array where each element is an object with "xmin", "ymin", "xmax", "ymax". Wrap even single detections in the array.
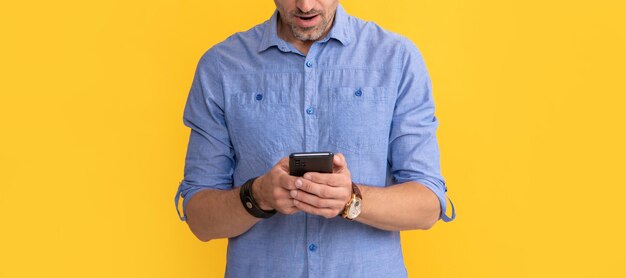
[
  {"xmin": 414, "ymin": 178, "xmax": 456, "ymax": 222},
  {"xmin": 174, "ymin": 180, "xmax": 209, "ymax": 221}
]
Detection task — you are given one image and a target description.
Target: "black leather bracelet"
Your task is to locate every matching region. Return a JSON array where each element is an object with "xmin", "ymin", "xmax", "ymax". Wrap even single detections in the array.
[{"xmin": 239, "ymin": 177, "xmax": 277, "ymax": 218}]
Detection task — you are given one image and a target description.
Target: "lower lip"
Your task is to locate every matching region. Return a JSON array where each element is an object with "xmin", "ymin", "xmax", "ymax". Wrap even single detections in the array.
[{"xmin": 294, "ymin": 15, "xmax": 321, "ymax": 28}]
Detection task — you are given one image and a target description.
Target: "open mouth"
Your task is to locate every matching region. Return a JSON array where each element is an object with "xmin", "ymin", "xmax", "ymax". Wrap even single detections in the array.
[
  {"xmin": 294, "ymin": 14, "xmax": 320, "ymax": 28},
  {"xmin": 297, "ymin": 14, "xmax": 319, "ymax": 21}
]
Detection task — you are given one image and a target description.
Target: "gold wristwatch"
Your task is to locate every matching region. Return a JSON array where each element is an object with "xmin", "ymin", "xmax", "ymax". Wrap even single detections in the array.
[{"xmin": 342, "ymin": 182, "xmax": 363, "ymax": 220}]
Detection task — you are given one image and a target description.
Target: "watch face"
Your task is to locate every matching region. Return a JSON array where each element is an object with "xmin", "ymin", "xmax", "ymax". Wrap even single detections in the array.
[{"xmin": 348, "ymin": 199, "xmax": 361, "ymax": 218}]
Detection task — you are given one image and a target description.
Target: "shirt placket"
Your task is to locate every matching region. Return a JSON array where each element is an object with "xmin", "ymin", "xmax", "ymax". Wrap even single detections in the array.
[{"xmin": 303, "ymin": 43, "xmax": 322, "ymax": 278}]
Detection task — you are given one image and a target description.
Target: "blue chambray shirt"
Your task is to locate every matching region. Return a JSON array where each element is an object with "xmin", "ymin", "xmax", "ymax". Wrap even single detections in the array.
[{"xmin": 175, "ymin": 5, "xmax": 455, "ymax": 277}]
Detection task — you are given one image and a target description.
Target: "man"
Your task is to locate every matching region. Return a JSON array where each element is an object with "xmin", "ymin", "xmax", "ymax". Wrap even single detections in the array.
[{"xmin": 174, "ymin": 0, "xmax": 455, "ymax": 277}]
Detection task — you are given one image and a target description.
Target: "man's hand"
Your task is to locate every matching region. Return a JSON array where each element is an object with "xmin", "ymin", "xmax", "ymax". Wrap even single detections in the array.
[
  {"xmin": 253, "ymin": 157, "xmax": 300, "ymax": 215},
  {"xmin": 290, "ymin": 153, "xmax": 353, "ymax": 218}
]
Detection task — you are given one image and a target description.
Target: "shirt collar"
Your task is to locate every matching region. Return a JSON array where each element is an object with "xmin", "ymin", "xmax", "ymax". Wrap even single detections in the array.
[{"xmin": 257, "ymin": 3, "xmax": 354, "ymax": 53}]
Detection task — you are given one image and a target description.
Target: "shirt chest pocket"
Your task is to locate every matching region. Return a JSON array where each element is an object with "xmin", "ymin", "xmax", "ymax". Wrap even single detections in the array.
[
  {"xmin": 328, "ymin": 87, "xmax": 391, "ymax": 153},
  {"xmin": 227, "ymin": 90, "xmax": 301, "ymax": 155}
]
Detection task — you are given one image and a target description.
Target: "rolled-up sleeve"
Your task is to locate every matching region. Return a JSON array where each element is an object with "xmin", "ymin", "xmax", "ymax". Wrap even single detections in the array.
[
  {"xmin": 175, "ymin": 50, "xmax": 235, "ymax": 221},
  {"xmin": 389, "ymin": 39, "xmax": 456, "ymax": 222}
]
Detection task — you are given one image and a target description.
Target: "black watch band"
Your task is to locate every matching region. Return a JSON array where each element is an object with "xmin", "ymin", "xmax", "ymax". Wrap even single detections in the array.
[{"xmin": 239, "ymin": 177, "xmax": 277, "ymax": 218}]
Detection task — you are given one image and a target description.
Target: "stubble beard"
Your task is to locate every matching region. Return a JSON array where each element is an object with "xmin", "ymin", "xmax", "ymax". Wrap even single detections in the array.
[{"xmin": 290, "ymin": 14, "xmax": 331, "ymax": 41}]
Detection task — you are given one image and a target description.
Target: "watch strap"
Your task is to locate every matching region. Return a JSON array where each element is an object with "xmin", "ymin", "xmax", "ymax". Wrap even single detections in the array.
[{"xmin": 351, "ymin": 182, "xmax": 362, "ymax": 199}]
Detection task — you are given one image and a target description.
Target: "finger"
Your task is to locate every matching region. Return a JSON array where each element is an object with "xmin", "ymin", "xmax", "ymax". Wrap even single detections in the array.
[
  {"xmin": 281, "ymin": 206, "xmax": 300, "ymax": 215},
  {"xmin": 333, "ymin": 153, "xmax": 347, "ymax": 173},
  {"xmin": 295, "ymin": 178, "xmax": 340, "ymax": 198},
  {"xmin": 295, "ymin": 178, "xmax": 321, "ymax": 196},
  {"xmin": 271, "ymin": 187, "xmax": 292, "ymax": 199},
  {"xmin": 276, "ymin": 204, "xmax": 299, "ymax": 215},
  {"xmin": 290, "ymin": 189, "xmax": 345, "ymax": 210},
  {"xmin": 276, "ymin": 198, "xmax": 298, "ymax": 210},
  {"xmin": 303, "ymin": 172, "xmax": 349, "ymax": 188},
  {"xmin": 303, "ymin": 172, "xmax": 332, "ymax": 185},
  {"xmin": 296, "ymin": 178, "xmax": 351, "ymax": 199},
  {"xmin": 293, "ymin": 199, "xmax": 340, "ymax": 219},
  {"xmin": 277, "ymin": 175, "xmax": 298, "ymax": 190}
]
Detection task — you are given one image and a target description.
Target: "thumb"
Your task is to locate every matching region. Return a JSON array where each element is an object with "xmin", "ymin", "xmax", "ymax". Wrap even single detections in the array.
[{"xmin": 333, "ymin": 153, "xmax": 347, "ymax": 173}]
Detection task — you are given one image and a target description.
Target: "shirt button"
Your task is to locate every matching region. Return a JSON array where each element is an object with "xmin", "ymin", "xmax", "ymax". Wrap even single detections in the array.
[
  {"xmin": 308, "ymin": 244, "xmax": 317, "ymax": 252},
  {"xmin": 306, "ymin": 107, "xmax": 314, "ymax": 115},
  {"xmin": 354, "ymin": 89, "xmax": 362, "ymax": 97},
  {"xmin": 305, "ymin": 60, "xmax": 313, "ymax": 68},
  {"xmin": 255, "ymin": 94, "xmax": 263, "ymax": 101}
]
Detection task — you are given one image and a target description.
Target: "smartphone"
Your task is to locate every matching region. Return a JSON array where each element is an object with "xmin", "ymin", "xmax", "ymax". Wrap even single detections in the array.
[{"xmin": 289, "ymin": 152, "xmax": 334, "ymax": 176}]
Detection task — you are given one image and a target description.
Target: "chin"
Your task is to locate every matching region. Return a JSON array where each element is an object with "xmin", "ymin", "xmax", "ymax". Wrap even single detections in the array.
[{"xmin": 292, "ymin": 28, "xmax": 324, "ymax": 41}]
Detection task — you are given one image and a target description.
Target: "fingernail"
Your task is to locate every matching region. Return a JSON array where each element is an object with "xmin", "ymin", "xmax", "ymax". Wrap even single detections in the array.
[
  {"xmin": 293, "ymin": 199, "xmax": 300, "ymax": 205},
  {"xmin": 303, "ymin": 173, "xmax": 311, "ymax": 180},
  {"xmin": 290, "ymin": 190, "xmax": 298, "ymax": 198},
  {"xmin": 295, "ymin": 179, "xmax": 302, "ymax": 188}
]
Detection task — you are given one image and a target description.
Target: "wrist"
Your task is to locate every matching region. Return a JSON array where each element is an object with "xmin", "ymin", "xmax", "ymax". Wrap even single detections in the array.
[
  {"xmin": 239, "ymin": 176, "xmax": 276, "ymax": 218},
  {"xmin": 252, "ymin": 175, "xmax": 272, "ymax": 210}
]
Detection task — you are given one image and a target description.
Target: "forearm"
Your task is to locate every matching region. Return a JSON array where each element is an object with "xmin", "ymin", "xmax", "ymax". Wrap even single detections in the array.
[
  {"xmin": 185, "ymin": 187, "xmax": 259, "ymax": 241},
  {"xmin": 356, "ymin": 181, "xmax": 441, "ymax": 231}
]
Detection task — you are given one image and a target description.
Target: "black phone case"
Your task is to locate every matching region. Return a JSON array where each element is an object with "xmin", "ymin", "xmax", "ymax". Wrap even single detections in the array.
[{"xmin": 289, "ymin": 152, "xmax": 334, "ymax": 176}]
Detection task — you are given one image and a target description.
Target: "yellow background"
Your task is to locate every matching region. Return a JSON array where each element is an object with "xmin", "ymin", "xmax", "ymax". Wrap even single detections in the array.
[{"xmin": 1, "ymin": 0, "xmax": 625, "ymax": 277}]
